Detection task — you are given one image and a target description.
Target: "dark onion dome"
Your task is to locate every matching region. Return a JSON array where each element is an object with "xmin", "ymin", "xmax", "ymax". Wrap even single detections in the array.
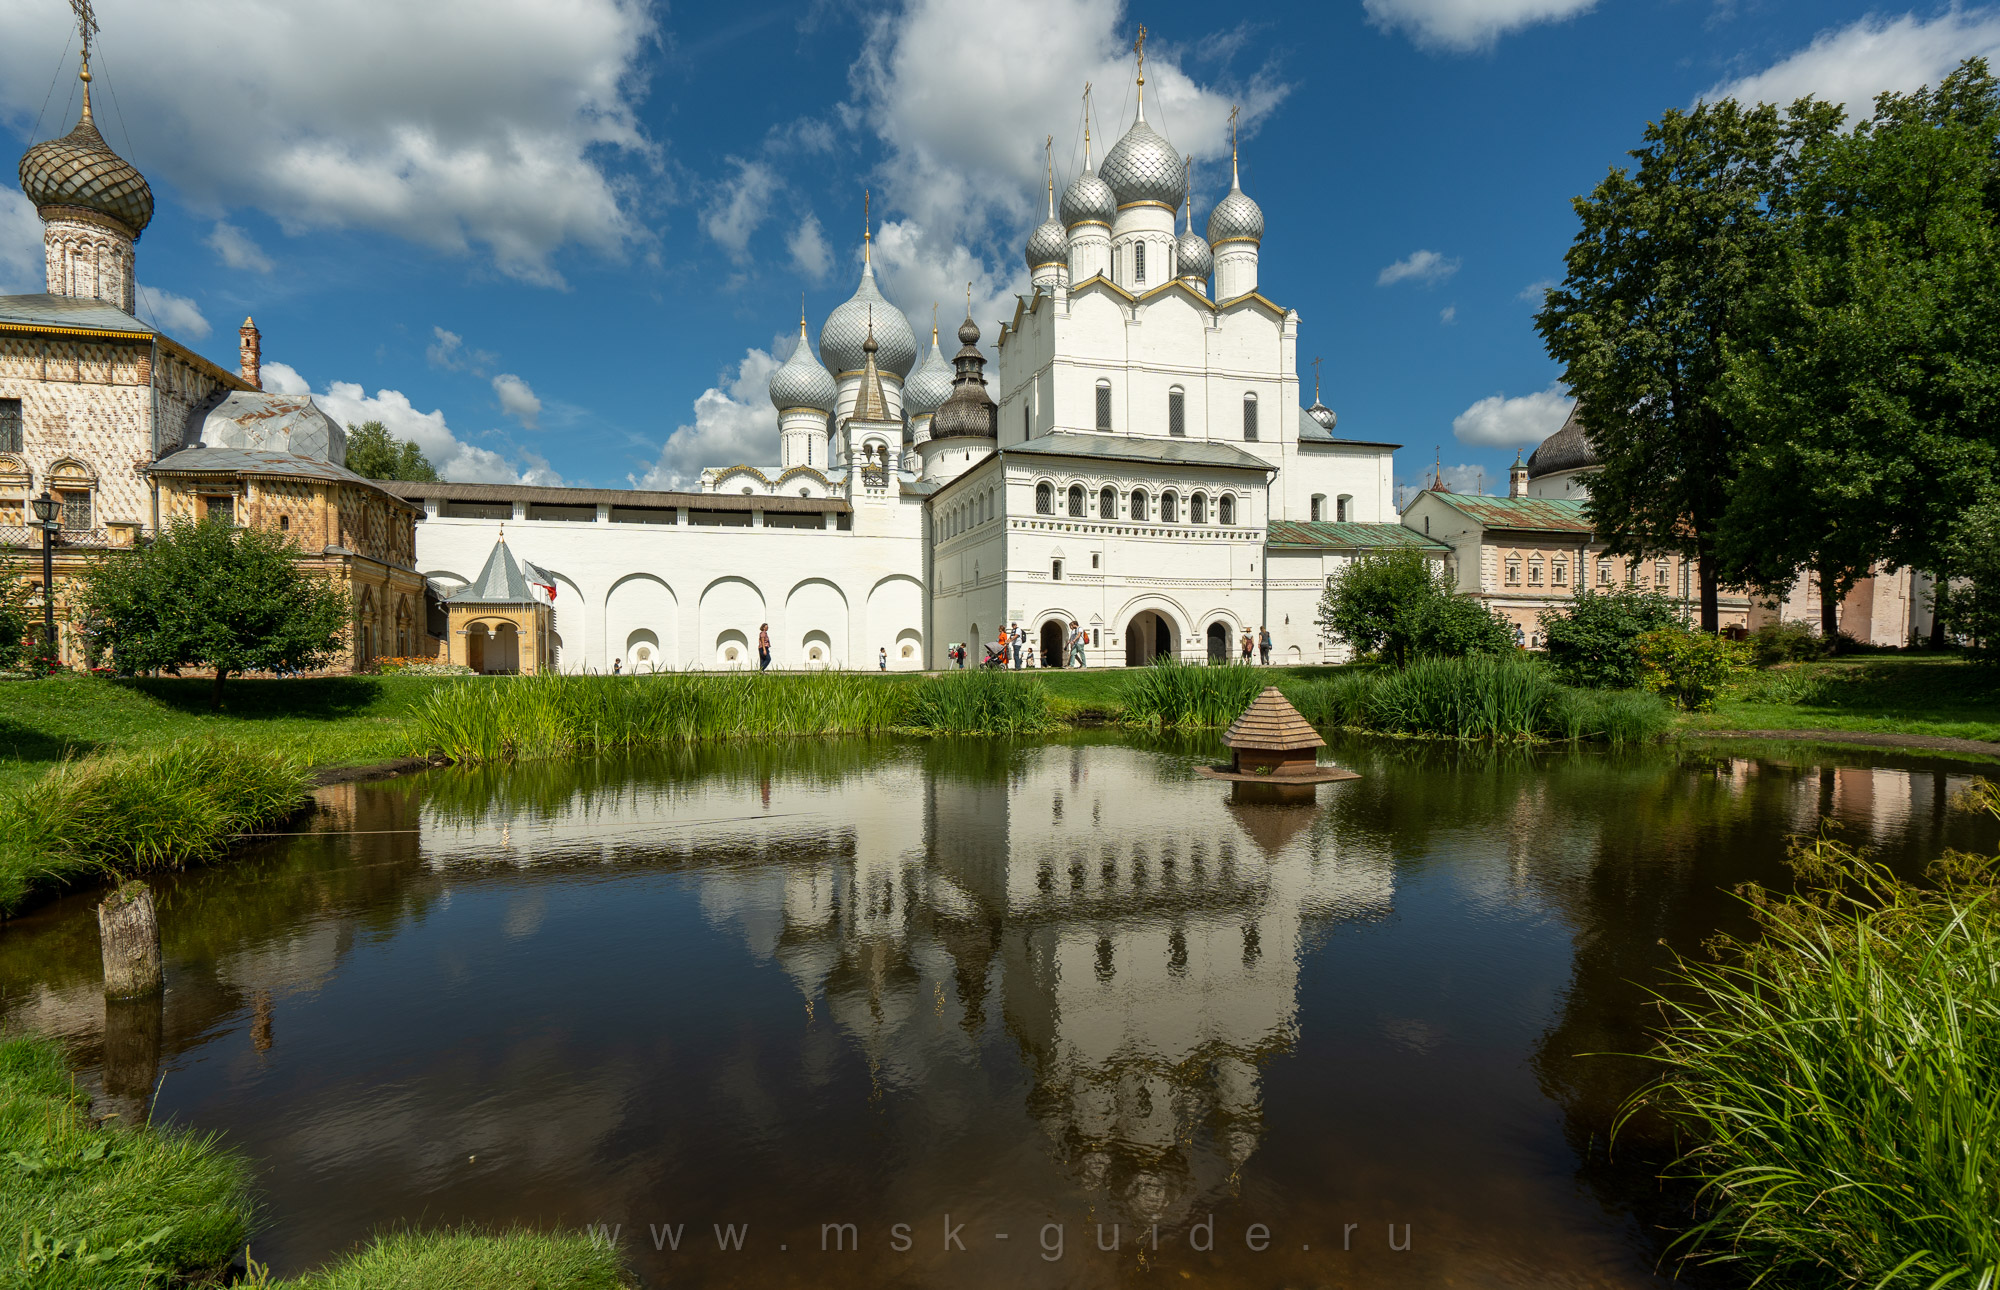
[
  {"xmin": 769, "ymin": 317, "xmax": 837, "ymax": 413},
  {"xmin": 903, "ymin": 326, "xmax": 954, "ymax": 417},
  {"xmin": 1026, "ymin": 216, "xmax": 1068, "ymax": 271},
  {"xmin": 1175, "ymin": 197, "xmax": 1211, "ymax": 282},
  {"xmin": 1101, "ymin": 117, "xmax": 1184, "ymax": 210},
  {"xmin": 19, "ymin": 80, "xmax": 153, "ymax": 237},
  {"xmin": 1306, "ymin": 401, "xmax": 1336, "ymax": 431},
  {"xmin": 930, "ymin": 312, "xmax": 997, "ymax": 440},
  {"xmin": 1525, "ymin": 402, "xmax": 1597, "ymax": 479},
  {"xmin": 821, "ymin": 248, "xmax": 917, "ymax": 379}
]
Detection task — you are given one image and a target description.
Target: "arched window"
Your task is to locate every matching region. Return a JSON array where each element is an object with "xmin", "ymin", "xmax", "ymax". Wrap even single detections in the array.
[
  {"xmin": 1505, "ymin": 555, "xmax": 1523, "ymax": 586},
  {"xmin": 1099, "ymin": 486, "xmax": 1116, "ymax": 519},
  {"xmin": 1067, "ymin": 484, "xmax": 1085, "ymax": 517},
  {"xmin": 1191, "ymin": 492, "xmax": 1207, "ymax": 524},
  {"xmin": 1529, "ymin": 555, "xmax": 1545, "ymax": 586},
  {"xmin": 1597, "ymin": 556, "xmax": 1613, "ymax": 586},
  {"xmin": 1242, "ymin": 392, "xmax": 1259, "ymax": 441},
  {"xmin": 1134, "ymin": 241, "xmax": 1146, "ymax": 285},
  {"xmin": 1023, "ymin": 403, "xmax": 1031, "ymax": 439},
  {"xmin": 1168, "ymin": 386, "xmax": 1185, "ymax": 437},
  {"xmin": 1552, "ymin": 557, "xmax": 1569, "ymax": 587},
  {"xmin": 1095, "ymin": 380, "xmax": 1112, "ymax": 432},
  {"xmin": 1035, "ymin": 482, "xmax": 1053, "ymax": 514},
  {"xmin": 1310, "ymin": 494, "xmax": 1325, "ymax": 522},
  {"xmin": 1337, "ymin": 494, "xmax": 1352, "ymax": 522},
  {"xmin": 1161, "ymin": 490, "xmax": 1178, "ymax": 523},
  {"xmin": 1219, "ymin": 494, "xmax": 1235, "ymax": 526},
  {"xmin": 1130, "ymin": 489, "xmax": 1149, "ymax": 521},
  {"xmin": 1655, "ymin": 558, "xmax": 1670, "ymax": 587}
]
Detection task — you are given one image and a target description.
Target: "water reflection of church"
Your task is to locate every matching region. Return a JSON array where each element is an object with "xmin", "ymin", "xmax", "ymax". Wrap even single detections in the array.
[{"xmin": 419, "ymin": 744, "xmax": 1394, "ymax": 1222}]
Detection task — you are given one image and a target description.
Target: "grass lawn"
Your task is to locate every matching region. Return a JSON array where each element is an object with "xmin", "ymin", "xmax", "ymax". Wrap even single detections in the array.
[{"xmin": 1684, "ymin": 654, "xmax": 2000, "ymax": 744}]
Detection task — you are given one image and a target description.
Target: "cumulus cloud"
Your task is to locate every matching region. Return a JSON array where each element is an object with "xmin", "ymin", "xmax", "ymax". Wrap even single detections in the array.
[
  {"xmin": 0, "ymin": 0, "xmax": 658, "ymax": 286},
  {"xmin": 1707, "ymin": 9, "xmax": 2000, "ymax": 115},
  {"xmin": 1452, "ymin": 382, "xmax": 1573, "ymax": 447},
  {"xmin": 492, "ymin": 373, "xmax": 542, "ymax": 428},
  {"xmin": 704, "ymin": 159, "xmax": 782, "ymax": 261},
  {"xmin": 426, "ymin": 327, "xmax": 498, "ymax": 375},
  {"xmin": 1363, "ymin": 0, "xmax": 1598, "ymax": 52},
  {"xmin": 635, "ymin": 348, "xmax": 782, "ymax": 490},
  {"xmin": 1377, "ymin": 249, "xmax": 1460, "ymax": 287},
  {"xmin": 205, "ymin": 222, "xmax": 273, "ymax": 273},
  {"xmin": 0, "ymin": 190, "xmax": 41, "ymax": 293},
  {"xmin": 262, "ymin": 360, "xmax": 561, "ymax": 485},
  {"xmin": 135, "ymin": 286, "xmax": 211, "ymax": 339},
  {"xmin": 788, "ymin": 213, "xmax": 833, "ymax": 282},
  {"xmin": 871, "ymin": 219, "xmax": 1019, "ymax": 353}
]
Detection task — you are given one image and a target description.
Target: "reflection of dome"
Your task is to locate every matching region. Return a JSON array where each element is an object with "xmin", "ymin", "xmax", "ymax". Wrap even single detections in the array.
[
  {"xmin": 1525, "ymin": 402, "xmax": 1596, "ymax": 479},
  {"xmin": 903, "ymin": 328, "xmax": 953, "ymax": 417},
  {"xmin": 19, "ymin": 82, "xmax": 153, "ymax": 236},
  {"xmin": 821, "ymin": 258, "xmax": 916, "ymax": 379},
  {"xmin": 1101, "ymin": 119, "xmax": 1184, "ymax": 209},
  {"xmin": 768, "ymin": 320, "xmax": 837, "ymax": 413}
]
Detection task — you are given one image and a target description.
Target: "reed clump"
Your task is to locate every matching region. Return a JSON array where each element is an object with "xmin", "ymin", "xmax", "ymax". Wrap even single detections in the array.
[
  {"xmin": 1624, "ymin": 781, "xmax": 2000, "ymax": 1288},
  {"xmin": 1118, "ymin": 658, "xmax": 1270, "ymax": 729},
  {"xmin": 1285, "ymin": 655, "xmax": 1671, "ymax": 744},
  {"xmin": 900, "ymin": 668, "xmax": 1061, "ymax": 735},
  {"xmin": 0, "ymin": 738, "xmax": 313, "ymax": 914}
]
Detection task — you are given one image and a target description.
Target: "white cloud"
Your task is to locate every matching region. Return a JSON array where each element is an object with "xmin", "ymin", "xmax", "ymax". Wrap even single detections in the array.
[
  {"xmin": 1452, "ymin": 383, "xmax": 1573, "ymax": 447},
  {"xmin": 0, "ymin": 0, "xmax": 658, "ymax": 286},
  {"xmin": 1439, "ymin": 304, "xmax": 1456, "ymax": 324},
  {"xmin": 426, "ymin": 326, "xmax": 497, "ymax": 375},
  {"xmin": 1707, "ymin": 9, "xmax": 2000, "ymax": 115},
  {"xmin": 0, "ymin": 190, "xmax": 41, "ymax": 293},
  {"xmin": 704, "ymin": 159, "xmax": 782, "ymax": 261},
  {"xmin": 1377, "ymin": 249, "xmax": 1460, "ymax": 287},
  {"xmin": 135, "ymin": 285, "xmax": 211, "ymax": 339},
  {"xmin": 870, "ymin": 219, "xmax": 1019, "ymax": 354},
  {"xmin": 635, "ymin": 348, "xmax": 782, "ymax": 490},
  {"xmin": 1518, "ymin": 277, "xmax": 1558, "ymax": 303},
  {"xmin": 491, "ymin": 373, "xmax": 542, "ymax": 428},
  {"xmin": 262, "ymin": 360, "xmax": 561, "ymax": 485},
  {"xmin": 205, "ymin": 222, "xmax": 273, "ymax": 273},
  {"xmin": 1363, "ymin": 0, "xmax": 1598, "ymax": 52},
  {"xmin": 1395, "ymin": 463, "xmax": 1492, "ymax": 509},
  {"xmin": 788, "ymin": 213, "xmax": 832, "ymax": 282}
]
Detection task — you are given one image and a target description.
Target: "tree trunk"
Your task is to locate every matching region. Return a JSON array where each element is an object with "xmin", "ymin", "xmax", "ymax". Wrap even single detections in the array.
[
  {"xmin": 1699, "ymin": 560, "xmax": 1719, "ymax": 634},
  {"xmin": 210, "ymin": 666, "xmax": 227, "ymax": 711},
  {"xmin": 1820, "ymin": 570, "xmax": 1842, "ymax": 649},
  {"xmin": 1930, "ymin": 569, "xmax": 1949, "ymax": 648},
  {"xmin": 98, "ymin": 883, "xmax": 163, "ymax": 998}
]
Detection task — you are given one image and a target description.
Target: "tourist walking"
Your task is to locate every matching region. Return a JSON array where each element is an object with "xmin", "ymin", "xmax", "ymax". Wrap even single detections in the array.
[
  {"xmin": 1258, "ymin": 626, "xmax": 1272, "ymax": 665},
  {"xmin": 1068, "ymin": 620, "xmax": 1086, "ymax": 667},
  {"xmin": 1011, "ymin": 623, "xmax": 1024, "ymax": 670},
  {"xmin": 1240, "ymin": 631, "xmax": 1253, "ymax": 663},
  {"xmin": 613, "ymin": 658, "xmax": 622, "ymax": 675},
  {"xmin": 758, "ymin": 623, "xmax": 771, "ymax": 671},
  {"xmin": 878, "ymin": 647, "xmax": 888, "ymax": 670}
]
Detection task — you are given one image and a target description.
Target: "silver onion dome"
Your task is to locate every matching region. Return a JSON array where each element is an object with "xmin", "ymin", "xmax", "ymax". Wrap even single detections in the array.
[
  {"xmin": 1306, "ymin": 401, "xmax": 1337, "ymax": 431},
  {"xmin": 903, "ymin": 328, "xmax": 954, "ymax": 416},
  {"xmin": 1175, "ymin": 199, "xmax": 1212, "ymax": 284},
  {"xmin": 1207, "ymin": 187, "xmax": 1263, "ymax": 245},
  {"xmin": 1061, "ymin": 169, "xmax": 1116, "ymax": 229},
  {"xmin": 769, "ymin": 319, "xmax": 837, "ymax": 413},
  {"xmin": 820, "ymin": 258, "xmax": 917, "ymax": 379},
  {"xmin": 1101, "ymin": 118, "xmax": 1184, "ymax": 210},
  {"xmin": 1026, "ymin": 216, "xmax": 1068, "ymax": 270}
]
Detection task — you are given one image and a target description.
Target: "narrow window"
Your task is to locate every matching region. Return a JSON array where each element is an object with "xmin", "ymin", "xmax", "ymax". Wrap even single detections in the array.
[
  {"xmin": 1337, "ymin": 494, "xmax": 1352, "ymax": 522},
  {"xmin": 1092, "ymin": 553, "xmax": 1100, "ymax": 569},
  {"xmin": 1095, "ymin": 380, "xmax": 1112, "ymax": 432},
  {"xmin": 60, "ymin": 489, "xmax": 91, "ymax": 530},
  {"xmin": 1130, "ymin": 489, "xmax": 1148, "ymax": 521},
  {"xmin": 1168, "ymin": 387, "xmax": 1185, "ymax": 437},
  {"xmin": 1023, "ymin": 403, "xmax": 1030, "ymax": 438},
  {"xmin": 1219, "ymin": 494, "xmax": 1234, "ymax": 526},
  {"xmin": 1310, "ymin": 495, "xmax": 1323, "ymax": 522},
  {"xmin": 1242, "ymin": 393, "xmax": 1258, "ymax": 441},
  {"xmin": 1656, "ymin": 558, "xmax": 1670, "ymax": 587},
  {"xmin": 1052, "ymin": 559, "xmax": 1063, "ymax": 581},
  {"xmin": 0, "ymin": 398, "xmax": 21, "ymax": 453},
  {"xmin": 1597, "ymin": 557, "xmax": 1612, "ymax": 586},
  {"xmin": 1099, "ymin": 486, "xmax": 1115, "ymax": 519},
  {"xmin": 1191, "ymin": 493, "xmax": 1206, "ymax": 524},
  {"xmin": 1529, "ymin": 556, "xmax": 1544, "ymax": 586},
  {"xmin": 1134, "ymin": 241, "xmax": 1146, "ymax": 285},
  {"xmin": 1035, "ymin": 482, "xmax": 1053, "ymax": 515},
  {"xmin": 1067, "ymin": 485, "xmax": 1085, "ymax": 517},
  {"xmin": 1161, "ymin": 491, "xmax": 1178, "ymax": 523},
  {"xmin": 1553, "ymin": 558, "xmax": 1568, "ymax": 586}
]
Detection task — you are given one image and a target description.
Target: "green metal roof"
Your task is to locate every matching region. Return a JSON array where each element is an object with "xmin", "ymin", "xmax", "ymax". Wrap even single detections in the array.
[
  {"xmin": 1428, "ymin": 492, "xmax": 1593, "ymax": 533},
  {"xmin": 1267, "ymin": 520, "xmax": 1449, "ymax": 551}
]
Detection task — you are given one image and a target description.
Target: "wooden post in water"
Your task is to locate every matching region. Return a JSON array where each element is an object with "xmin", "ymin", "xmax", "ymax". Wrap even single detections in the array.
[{"xmin": 98, "ymin": 882, "xmax": 163, "ymax": 998}]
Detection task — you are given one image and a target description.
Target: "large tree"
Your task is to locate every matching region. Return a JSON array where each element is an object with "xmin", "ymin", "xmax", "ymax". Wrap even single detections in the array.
[
  {"xmin": 1536, "ymin": 99, "xmax": 1820, "ymax": 631},
  {"xmin": 78, "ymin": 518, "xmax": 351, "ymax": 707},
  {"xmin": 346, "ymin": 420, "xmax": 439, "ymax": 482},
  {"xmin": 1718, "ymin": 62, "xmax": 2000, "ymax": 645}
]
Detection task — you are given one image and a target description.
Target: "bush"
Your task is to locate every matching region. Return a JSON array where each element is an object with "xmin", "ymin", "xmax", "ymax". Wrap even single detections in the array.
[
  {"xmin": 1748, "ymin": 619, "xmax": 1834, "ymax": 666},
  {"xmin": 1635, "ymin": 628, "xmax": 1747, "ymax": 711},
  {"xmin": 1316, "ymin": 548, "xmax": 1508, "ymax": 664},
  {"xmin": 1539, "ymin": 589, "xmax": 1684, "ymax": 688},
  {"xmin": 1407, "ymin": 593, "xmax": 1516, "ymax": 660}
]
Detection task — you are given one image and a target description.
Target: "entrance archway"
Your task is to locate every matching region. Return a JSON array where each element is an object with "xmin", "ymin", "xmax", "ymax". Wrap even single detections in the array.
[
  {"xmin": 1206, "ymin": 622, "xmax": 1229, "ymax": 661},
  {"xmin": 1040, "ymin": 620, "xmax": 1065, "ymax": 668},
  {"xmin": 1124, "ymin": 609, "xmax": 1177, "ymax": 666}
]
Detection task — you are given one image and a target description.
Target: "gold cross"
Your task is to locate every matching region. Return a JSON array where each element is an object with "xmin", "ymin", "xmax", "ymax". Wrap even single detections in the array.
[
  {"xmin": 71, "ymin": 0, "xmax": 97, "ymax": 60},
  {"xmin": 1230, "ymin": 104, "xmax": 1240, "ymax": 151},
  {"xmin": 1134, "ymin": 25, "xmax": 1146, "ymax": 76},
  {"xmin": 1311, "ymin": 356, "xmax": 1323, "ymax": 398}
]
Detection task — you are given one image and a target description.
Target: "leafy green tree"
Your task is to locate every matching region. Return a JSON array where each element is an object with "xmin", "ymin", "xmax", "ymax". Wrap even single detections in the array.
[
  {"xmin": 1718, "ymin": 62, "xmax": 2000, "ymax": 646},
  {"xmin": 1536, "ymin": 99, "xmax": 1830, "ymax": 632},
  {"xmin": 78, "ymin": 518, "xmax": 351, "ymax": 708},
  {"xmin": 1636, "ymin": 628, "xmax": 1747, "ymax": 710},
  {"xmin": 1317, "ymin": 549, "xmax": 1510, "ymax": 665},
  {"xmin": 1539, "ymin": 589, "xmax": 1683, "ymax": 689},
  {"xmin": 1941, "ymin": 494, "xmax": 2000, "ymax": 660},
  {"xmin": 1407, "ymin": 594, "xmax": 1515, "ymax": 660},
  {"xmin": 345, "ymin": 420, "xmax": 439, "ymax": 482}
]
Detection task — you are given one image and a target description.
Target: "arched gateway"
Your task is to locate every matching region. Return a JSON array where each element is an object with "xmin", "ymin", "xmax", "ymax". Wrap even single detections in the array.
[{"xmin": 1124, "ymin": 610, "xmax": 1176, "ymax": 666}]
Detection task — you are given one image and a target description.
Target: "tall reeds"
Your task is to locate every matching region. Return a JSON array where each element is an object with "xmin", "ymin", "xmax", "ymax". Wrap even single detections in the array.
[
  {"xmin": 0, "ymin": 738, "xmax": 314, "ymax": 913},
  {"xmin": 900, "ymin": 668, "xmax": 1060, "ymax": 735},
  {"xmin": 1625, "ymin": 785, "xmax": 2000, "ymax": 1288},
  {"xmin": 1284, "ymin": 656, "xmax": 1672, "ymax": 744},
  {"xmin": 1120, "ymin": 658, "xmax": 1270, "ymax": 729}
]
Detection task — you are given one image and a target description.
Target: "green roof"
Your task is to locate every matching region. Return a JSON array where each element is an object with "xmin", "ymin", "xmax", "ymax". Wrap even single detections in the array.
[
  {"xmin": 1428, "ymin": 492, "xmax": 1593, "ymax": 534},
  {"xmin": 1267, "ymin": 520, "xmax": 1448, "ymax": 551}
]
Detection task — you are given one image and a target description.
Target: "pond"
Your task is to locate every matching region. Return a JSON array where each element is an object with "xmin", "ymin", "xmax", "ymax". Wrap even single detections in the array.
[{"xmin": 3, "ymin": 734, "xmax": 1995, "ymax": 1287}]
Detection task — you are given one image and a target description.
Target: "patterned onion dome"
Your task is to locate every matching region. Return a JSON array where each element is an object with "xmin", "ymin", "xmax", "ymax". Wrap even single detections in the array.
[
  {"xmin": 1306, "ymin": 402, "xmax": 1337, "ymax": 431},
  {"xmin": 820, "ymin": 258, "xmax": 917, "ymax": 379},
  {"xmin": 19, "ymin": 87, "xmax": 153, "ymax": 236},
  {"xmin": 930, "ymin": 314, "xmax": 997, "ymax": 441},
  {"xmin": 769, "ymin": 319, "xmax": 837, "ymax": 412},
  {"xmin": 1207, "ymin": 181, "xmax": 1264, "ymax": 246},
  {"xmin": 1061, "ymin": 168, "xmax": 1116, "ymax": 229},
  {"xmin": 1025, "ymin": 216, "xmax": 1068, "ymax": 270},
  {"xmin": 1176, "ymin": 227, "xmax": 1212, "ymax": 282},
  {"xmin": 1525, "ymin": 402, "xmax": 1597, "ymax": 479},
  {"xmin": 903, "ymin": 328, "xmax": 954, "ymax": 416},
  {"xmin": 1100, "ymin": 118, "xmax": 1184, "ymax": 209}
]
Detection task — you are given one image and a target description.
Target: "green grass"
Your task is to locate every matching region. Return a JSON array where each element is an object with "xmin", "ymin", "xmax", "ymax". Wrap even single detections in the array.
[
  {"xmin": 900, "ymin": 668, "xmax": 1062, "ymax": 735},
  {"xmin": 275, "ymin": 1227, "xmax": 633, "ymax": 1289},
  {"xmin": 1624, "ymin": 783, "xmax": 2000, "ymax": 1288},
  {"xmin": 1686, "ymin": 655, "xmax": 2000, "ymax": 743},
  {"xmin": 0, "ymin": 1035, "xmax": 253, "ymax": 1288},
  {"xmin": 1283, "ymin": 655, "xmax": 1674, "ymax": 745}
]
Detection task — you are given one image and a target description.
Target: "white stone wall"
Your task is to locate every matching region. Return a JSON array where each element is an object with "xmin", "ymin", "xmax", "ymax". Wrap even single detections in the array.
[{"xmin": 42, "ymin": 210, "xmax": 136, "ymax": 314}]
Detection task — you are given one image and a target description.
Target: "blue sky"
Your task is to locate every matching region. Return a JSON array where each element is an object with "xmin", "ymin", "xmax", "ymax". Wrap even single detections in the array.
[{"xmin": 3, "ymin": 0, "xmax": 1994, "ymax": 499}]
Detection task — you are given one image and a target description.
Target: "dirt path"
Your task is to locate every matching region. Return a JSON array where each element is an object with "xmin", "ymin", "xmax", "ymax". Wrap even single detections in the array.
[{"xmin": 1686, "ymin": 729, "xmax": 2000, "ymax": 757}]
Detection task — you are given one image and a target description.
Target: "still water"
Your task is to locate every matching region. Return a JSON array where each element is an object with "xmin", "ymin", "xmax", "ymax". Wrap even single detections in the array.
[{"xmin": 4, "ymin": 735, "xmax": 1995, "ymax": 1287}]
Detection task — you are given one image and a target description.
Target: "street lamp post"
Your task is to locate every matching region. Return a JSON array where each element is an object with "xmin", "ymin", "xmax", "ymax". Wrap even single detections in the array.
[{"xmin": 29, "ymin": 491, "xmax": 59, "ymax": 667}]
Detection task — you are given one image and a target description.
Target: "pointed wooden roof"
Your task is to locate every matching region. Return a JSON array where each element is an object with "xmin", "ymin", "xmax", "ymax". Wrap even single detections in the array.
[{"xmin": 1223, "ymin": 687, "xmax": 1327, "ymax": 753}]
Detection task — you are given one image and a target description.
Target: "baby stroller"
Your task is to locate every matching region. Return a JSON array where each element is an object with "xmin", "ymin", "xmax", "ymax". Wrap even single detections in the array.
[{"xmin": 981, "ymin": 643, "xmax": 1010, "ymax": 669}]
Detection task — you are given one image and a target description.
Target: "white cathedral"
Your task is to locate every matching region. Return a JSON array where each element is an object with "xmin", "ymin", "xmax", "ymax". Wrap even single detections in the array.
[{"xmin": 403, "ymin": 60, "xmax": 1422, "ymax": 672}]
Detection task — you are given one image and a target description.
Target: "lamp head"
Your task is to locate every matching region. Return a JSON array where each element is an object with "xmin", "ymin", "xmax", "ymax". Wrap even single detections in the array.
[{"xmin": 30, "ymin": 491, "xmax": 59, "ymax": 526}]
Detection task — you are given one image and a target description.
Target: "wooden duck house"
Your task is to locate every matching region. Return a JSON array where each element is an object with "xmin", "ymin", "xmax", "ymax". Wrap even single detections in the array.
[{"xmin": 1197, "ymin": 686, "xmax": 1358, "ymax": 800}]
